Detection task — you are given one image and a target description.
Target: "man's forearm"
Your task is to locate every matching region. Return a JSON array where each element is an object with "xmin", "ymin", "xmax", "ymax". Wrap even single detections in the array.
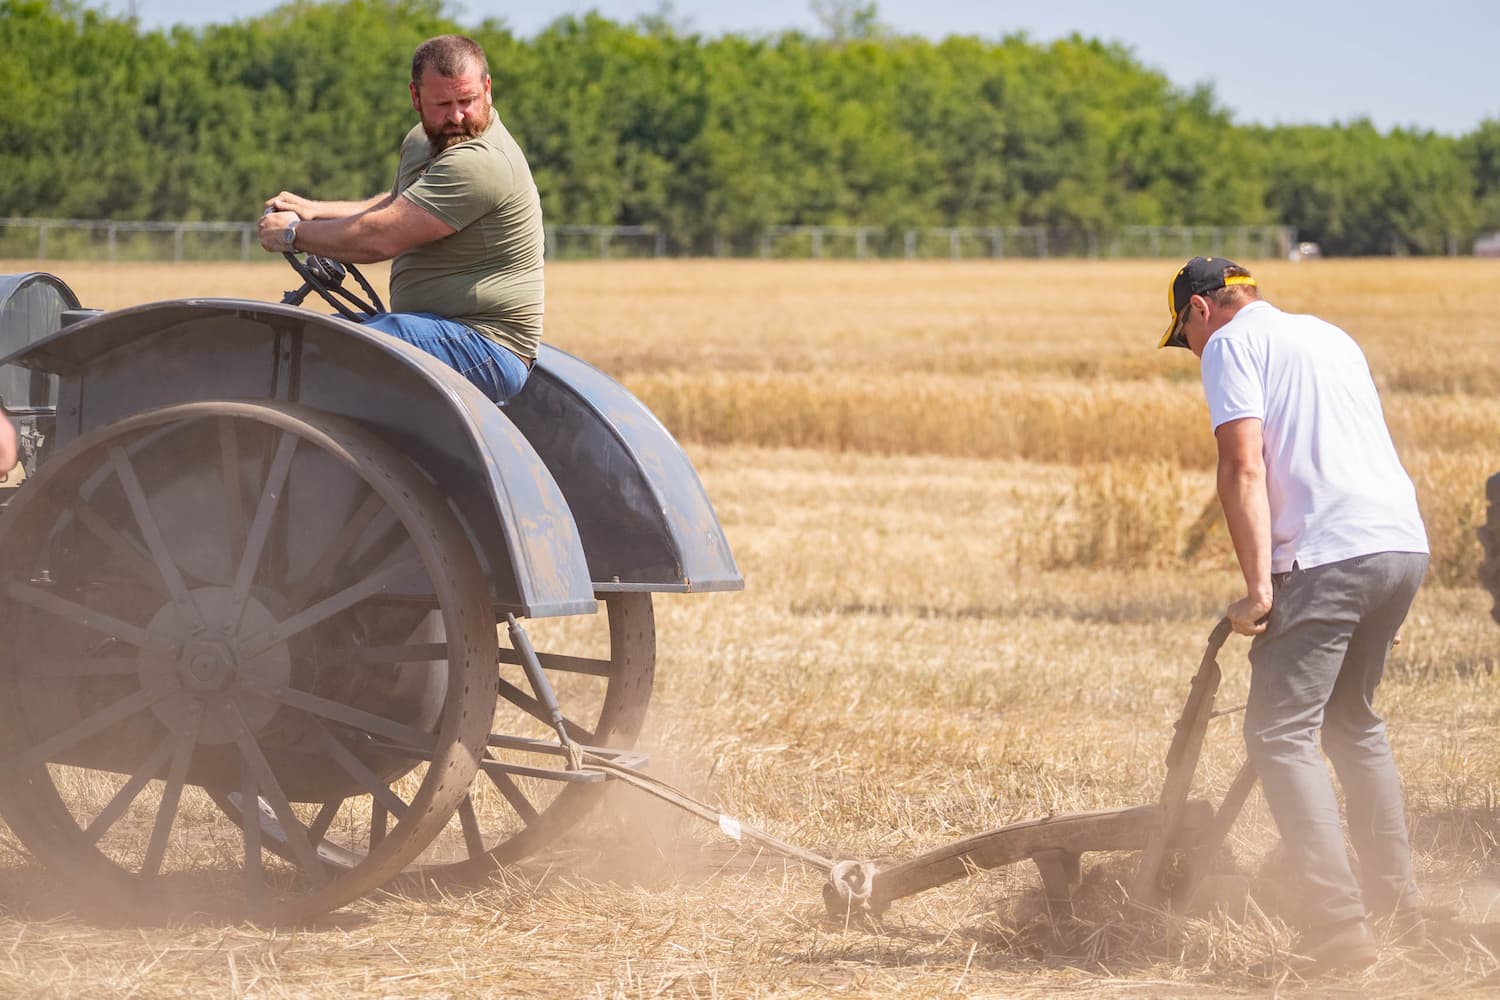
[
  {"xmin": 303, "ymin": 194, "xmax": 392, "ymax": 220},
  {"xmin": 261, "ymin": 192, "xmax": 452, "ymax": 261},
  {"xmin": 293, "ymin": 214, "xmax": 396, "ymax": 263},
  {"xmin": 1218, "ymin": 458, "xmax": 1273, "ymax": 602}
]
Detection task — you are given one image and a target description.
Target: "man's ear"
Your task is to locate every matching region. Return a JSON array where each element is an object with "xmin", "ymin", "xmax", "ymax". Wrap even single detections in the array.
[{"xmin": 409, "ymin": 80, "xmax": 420, "ymax": 113}]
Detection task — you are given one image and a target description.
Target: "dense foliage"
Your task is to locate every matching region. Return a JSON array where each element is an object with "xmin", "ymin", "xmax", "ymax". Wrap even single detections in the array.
[{"xmin": 2, "ymin": 0, "xmax": 1493, "ymax": 254}]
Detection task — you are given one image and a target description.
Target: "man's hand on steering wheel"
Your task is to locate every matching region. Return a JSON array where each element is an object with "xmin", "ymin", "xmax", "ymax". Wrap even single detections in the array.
[
  {"xmin": 261, "ymin": 207, "xmax": 386, "ymax": 322},
  {"xmin": 264, "ymin": 191, "xmax": 320, "ymax": 219},
  {"xmin": 257, "ymin": 210, "xmax": 300, "ymax": 254}
]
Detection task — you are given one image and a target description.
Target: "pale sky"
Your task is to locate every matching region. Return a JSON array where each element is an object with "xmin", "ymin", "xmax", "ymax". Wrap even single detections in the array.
[{"xmin": 116, "ymin": 0, "xmax": 1496, "ymax": 136}]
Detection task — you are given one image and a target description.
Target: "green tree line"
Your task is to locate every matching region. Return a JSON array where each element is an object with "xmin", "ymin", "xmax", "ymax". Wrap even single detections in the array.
[{"xmin": 2, "ymin": 0, "xmax": 1496, "ymax": 255}]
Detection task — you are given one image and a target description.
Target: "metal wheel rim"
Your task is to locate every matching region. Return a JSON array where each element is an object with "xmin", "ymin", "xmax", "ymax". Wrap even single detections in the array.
[{"xmin": 0, "ymin": 401, "xmax": 497, "ymax": 922}]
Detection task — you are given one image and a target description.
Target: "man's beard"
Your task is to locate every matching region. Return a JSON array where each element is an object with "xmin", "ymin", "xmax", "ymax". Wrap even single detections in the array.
[{"xmin": 425, "ymin": 103, "xmax": 491, "ymax": 156}]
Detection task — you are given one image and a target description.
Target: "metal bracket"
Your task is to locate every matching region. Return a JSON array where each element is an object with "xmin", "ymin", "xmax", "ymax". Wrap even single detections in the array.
[{"xmin": 505, "ymin": 613, "xmax": 580, "ymax": 765}]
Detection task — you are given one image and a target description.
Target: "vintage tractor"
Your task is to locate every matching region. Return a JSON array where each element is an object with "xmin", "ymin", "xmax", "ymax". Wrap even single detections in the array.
[
  {"xmin": 0, "ymin": 264, "xmax": 741, "ymax": 922},
  {"xmin": 1482, "ymin": 473, "xmax": 1500, "ymax": 624}
]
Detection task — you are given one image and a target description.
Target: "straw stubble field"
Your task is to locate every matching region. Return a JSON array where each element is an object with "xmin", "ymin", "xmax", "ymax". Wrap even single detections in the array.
[{"xmin": 1, "ymin": 257, "xmax": 1498, "ymax": 997}]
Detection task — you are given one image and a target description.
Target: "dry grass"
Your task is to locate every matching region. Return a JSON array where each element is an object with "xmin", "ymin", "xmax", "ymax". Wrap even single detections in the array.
[{"xmin": 2, "ymin": 257, "xmax": 1499, "ymax": 996}]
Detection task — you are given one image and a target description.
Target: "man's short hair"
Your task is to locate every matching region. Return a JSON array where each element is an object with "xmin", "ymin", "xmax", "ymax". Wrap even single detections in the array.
[
  {"xmin": 1205, "ymin": 265, "xmax": 1260, "ymax": 308},
  {"xmin": 412, "ymin": 35, "xmax": 488, "ymax": 86}
]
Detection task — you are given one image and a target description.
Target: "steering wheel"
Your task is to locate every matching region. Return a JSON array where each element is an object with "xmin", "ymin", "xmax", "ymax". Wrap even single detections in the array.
[
  {"xmin": 279, "ymin": 250, "xmax": 386, "ymax": 322},
  {"xmin": 264, "ymin": 208, "xmax": 386, "ymax": 321}
]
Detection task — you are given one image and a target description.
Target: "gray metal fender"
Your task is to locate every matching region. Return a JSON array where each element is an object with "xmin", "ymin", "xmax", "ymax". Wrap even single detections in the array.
[
  {"xmin": 0, "ymin": 272, "xmax": 78, "ymax": 410},
  {"xmin": 2, "ymin": 298, "xmax": 596, "ymax": 618},
  {"xmin": 506, "ymin": 345, "xmax": 742, "ymax": 593}
]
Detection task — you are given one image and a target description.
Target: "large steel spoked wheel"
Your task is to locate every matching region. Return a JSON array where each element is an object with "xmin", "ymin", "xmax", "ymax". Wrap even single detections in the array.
[
  {"xmin": 0, "ymin": 401, "xmax": 497, "ymax": 922},
  {"xmin": 235, "ymin": 591, "xmax": 656, "ymax": 877}
]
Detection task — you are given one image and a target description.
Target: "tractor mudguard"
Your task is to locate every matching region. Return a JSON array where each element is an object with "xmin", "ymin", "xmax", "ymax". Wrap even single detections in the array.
[
  {"xmin": 0, "ymin": 271, "xmax": 77, "ymax": 411},
  {"xmin": 506, "ymin": 345, "xmax": 743, "ymax": 594},
  {"xmin": 1, "ymin": 297, "xmax": 596, "ymax": 618}
]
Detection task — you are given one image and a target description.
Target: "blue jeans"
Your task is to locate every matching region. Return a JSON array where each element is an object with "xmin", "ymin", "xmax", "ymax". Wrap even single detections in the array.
[{"xmin": 363, "ymin": 312, "xmax": 530, "ymax": 403}]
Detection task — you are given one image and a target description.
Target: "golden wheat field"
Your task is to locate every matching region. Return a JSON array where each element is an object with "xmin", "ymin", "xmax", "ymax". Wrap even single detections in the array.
[{"xmin": 1, "ymin": 256, "xmax": 1498, "ymax": 998}]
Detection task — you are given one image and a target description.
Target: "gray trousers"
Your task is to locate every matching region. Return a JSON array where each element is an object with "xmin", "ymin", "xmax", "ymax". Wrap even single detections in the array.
[{"xmin": 1244, "ymin": 550, "xmax": 1427, "ymax": 929}]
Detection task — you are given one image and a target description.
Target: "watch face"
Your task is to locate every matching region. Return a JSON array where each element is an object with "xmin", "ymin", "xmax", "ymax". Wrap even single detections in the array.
[{"xmin": 284, "ymin": 226, "xmax": 296, "ymax": 245}]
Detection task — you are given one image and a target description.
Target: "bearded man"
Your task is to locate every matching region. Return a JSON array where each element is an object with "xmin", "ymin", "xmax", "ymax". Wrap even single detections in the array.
[{"xmin": 258, "ymin": 34, "xmax": 543, "ymax": 403}]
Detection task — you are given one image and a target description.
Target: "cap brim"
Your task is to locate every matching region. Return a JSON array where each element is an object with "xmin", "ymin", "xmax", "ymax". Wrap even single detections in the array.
[{"xmin": 1158, "ymin": 309, "xmax": 1188, "ymax": 350}]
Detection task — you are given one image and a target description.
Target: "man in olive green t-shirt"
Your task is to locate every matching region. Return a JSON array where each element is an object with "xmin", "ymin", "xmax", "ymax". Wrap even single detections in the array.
[{"xmin": 257, "ymin": 34, "xmax": 543, "ymax": 403}]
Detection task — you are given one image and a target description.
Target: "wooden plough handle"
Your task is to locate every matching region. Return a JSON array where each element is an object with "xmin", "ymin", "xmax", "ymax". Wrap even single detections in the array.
[{"xmin": 1129, "ymin": 617, "xmax": 1234, "ymax": 907}]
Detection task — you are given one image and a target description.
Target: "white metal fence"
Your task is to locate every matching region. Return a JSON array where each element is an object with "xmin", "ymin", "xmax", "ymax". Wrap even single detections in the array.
[{"xmin": 0, "ymin": 217, "xmax": 1299, "ymax": 262}]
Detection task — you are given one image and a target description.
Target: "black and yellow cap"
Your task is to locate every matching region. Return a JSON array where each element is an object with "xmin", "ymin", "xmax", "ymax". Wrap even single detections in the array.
[{"xmin": 1158, "ymin": 256, "xmax": 1256, "ymax": 349}]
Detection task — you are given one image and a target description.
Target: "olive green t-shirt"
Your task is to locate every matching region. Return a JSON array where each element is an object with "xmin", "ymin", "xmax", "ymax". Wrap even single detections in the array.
[{"xmin": 390, "ymin": 112, "xmax": 544, "ymax": 359}]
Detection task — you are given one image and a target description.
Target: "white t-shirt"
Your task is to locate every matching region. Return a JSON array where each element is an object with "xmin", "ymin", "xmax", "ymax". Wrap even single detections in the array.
[{"xmin": 1200, "ymin": 300, "xmax": 1427, "ymax": 573}]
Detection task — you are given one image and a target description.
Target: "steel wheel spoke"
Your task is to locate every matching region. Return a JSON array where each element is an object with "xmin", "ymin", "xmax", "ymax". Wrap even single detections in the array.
[
  {"xmin": 84, "ymin": 732, "xmax": 180, "ymax": 843},
  {"xmin": 241, "ymin": 558, "xmax": 422, "ymax": 656},
  {"xmin": 287, "ymin": 490, "xmax": 389, "ymax": 607},
  {"xmin": 77, "ymin": 423, "xmax": 180, "ymax": 496},
  {"xmin": 140, "ymin": 728, "xmax": 198, "ymax": 880},
  {"xmin": 24, "ymin": 656, "xmax": 140, "ymax": 680},
  {"xmin": 497, "ymin": 677, "xmax": 597, "ymax": 744},
  {"xmin": 483, "ymin": 761, "xmax": 541, "ymax": 826},
  {"xmin": 224, "ymin": 699, "xmax": 326, "ymax": 883},
  {"xmin": 17, "ymin": 686, "xmax": 167, "ymax": 769},
  {"xmin": 497, "ymin": 647, "xmax": 611, "ymax": 678},
  {"xmin": 220, "ymin": 419, "xmax": 247, "ymax": 562},
  {"xmin": 5, "ymin": 580, "xmax": 161, "ymax": 648},
  {"xmin": 457, "ymin": 796, "xmax": 486, "ymax": 861},
  {"xmin": 352, "ymin": 642, "xmax": 449, "ymax": 665},
  {"xmin": 369, "ymin": 803, "xmax": 388, "ymax": 850},
  {"xmin": 109, "ymin": 445, "xmax": 196, "ymax": 617},
  {"xmin": 269, "ymin": 687, "xmax": 437, "ymax": 752},
  {"xmin": 227, "ymin": 430, "xmax": 299, "ymax": 627},
  {"xmin": 71, "ymin": 498, "xmax": 168, "ymax": 596},
  {"xmin": 307, "ymin": 799, "xmax": 343, "ymax": 845},
  {"xmin": 240, "ymin": 757, "xmax": 264, "ymax": 907},
  {"xmin": 316, "ymin": 725, "xmax": 409, "ymax": 818}
]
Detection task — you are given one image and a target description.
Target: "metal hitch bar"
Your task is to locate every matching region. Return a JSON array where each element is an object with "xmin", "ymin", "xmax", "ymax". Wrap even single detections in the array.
[{"xmin": 544, "ymin": 617, "xmax": 1256, "ymax": 924}]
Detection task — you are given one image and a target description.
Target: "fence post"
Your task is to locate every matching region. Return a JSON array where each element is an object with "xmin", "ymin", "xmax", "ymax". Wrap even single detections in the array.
[
  {"xmin": 1036, "ymin": 227, "xmax": 1048, "ymax": 259},
  {"xmin": 108, "ymin": 223, "xmax": 117, "ymax": 263},
  {"xmin": 655, "ymin": 229, "xmax": 666, "ymax": 257},
  {"xmin": 855, "ymin": 228, "xmax": 867, "ymax": 260},
  {"xmin": 903, "ymin": 230, "xmax": 916, "ymax": 259}
]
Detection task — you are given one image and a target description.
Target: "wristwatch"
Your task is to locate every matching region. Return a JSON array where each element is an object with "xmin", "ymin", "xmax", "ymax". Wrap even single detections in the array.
[{"xmin": 282, "ymin": 221, "xmax": 298, "ymax": 250}]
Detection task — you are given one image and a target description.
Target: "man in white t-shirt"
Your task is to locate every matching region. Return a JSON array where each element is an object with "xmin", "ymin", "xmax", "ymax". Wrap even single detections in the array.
[{"xmin": 1160, "ymin": 256, "xmax": 1430, "ymax": 975}]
